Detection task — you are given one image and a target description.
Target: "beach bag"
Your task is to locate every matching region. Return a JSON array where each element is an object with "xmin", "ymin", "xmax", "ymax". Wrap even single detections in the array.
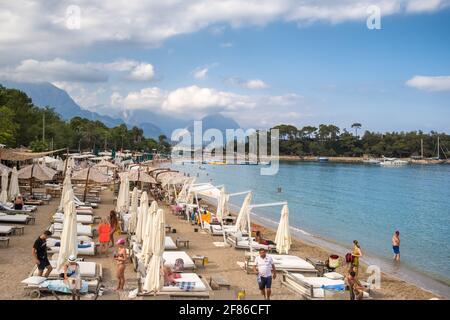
[
  {"xmin": 345, "ymin": 253, "xmax": 353, "ymax": 263},
  {"xmin": 174, "ymin": 258, "xmax": 185, "ymax": 272}
]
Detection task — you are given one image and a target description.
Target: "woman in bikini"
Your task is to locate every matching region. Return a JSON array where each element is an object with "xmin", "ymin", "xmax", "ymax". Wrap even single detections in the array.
[{"xmin": 114, "ymin": 238, "xmax": 128, "ymax": 291}]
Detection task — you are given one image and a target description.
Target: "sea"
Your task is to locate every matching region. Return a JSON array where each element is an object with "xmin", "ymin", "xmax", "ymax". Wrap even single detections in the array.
[{"xmin": 170, "ymin": 160, "xmax": 450, "ymax": 298}]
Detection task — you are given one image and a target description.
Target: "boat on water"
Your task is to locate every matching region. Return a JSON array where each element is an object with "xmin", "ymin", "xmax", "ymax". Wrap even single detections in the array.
[
  {"xmin": 317, "ymin": 157, "xmax": 329, "ymax": 162},
  {"xmin": 363, "ymin": 158, "xmax": 381, "ymax": 165},
  {"xmin": 379, "ymin": 157, "xmax": 409, "ymax": 167}
]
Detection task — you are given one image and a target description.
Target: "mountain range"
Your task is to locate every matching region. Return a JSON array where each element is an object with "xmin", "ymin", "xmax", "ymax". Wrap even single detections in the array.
[{"xmin": 0, "ymin": 80, "xmax": 241, "ymax": 140}]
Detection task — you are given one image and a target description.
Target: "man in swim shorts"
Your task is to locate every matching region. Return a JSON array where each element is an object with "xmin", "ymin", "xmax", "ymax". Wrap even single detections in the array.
[
  {"xmin": 253, "ymin": 248, "xmax": 276, "ymax": 300},
  {"xmin": 392, "ymin": 230, "xmax": 400, "ymax": 261}
]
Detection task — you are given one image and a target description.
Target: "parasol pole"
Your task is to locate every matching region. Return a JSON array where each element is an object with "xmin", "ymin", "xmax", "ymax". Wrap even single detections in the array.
[
  {"xmin": 83, "ymin": 166, "xmax": 91, "ymax": 202},
  {"xmin": 63, "ymin": 148, "xmax": 69, "ymax": 178},
  {"xmin": 29, "ymin": 163, "xmax": 35, "ymax": 196}
]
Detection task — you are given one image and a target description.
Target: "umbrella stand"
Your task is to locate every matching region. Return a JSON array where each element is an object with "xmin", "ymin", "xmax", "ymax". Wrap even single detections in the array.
[
  {"xmin": 83, "ymin": 166, "xmax": 91, "ymax": 202},
  {"xmin": 63, "ymin": 148, "xmax": 69, "ymax": 177},
  {"xmin": 247, "ymin": 201, "xmax": 288, "ymax": 256},
  {"xmin": 29, "ymin": 163, "xmax": 35, "ymax": 196}
]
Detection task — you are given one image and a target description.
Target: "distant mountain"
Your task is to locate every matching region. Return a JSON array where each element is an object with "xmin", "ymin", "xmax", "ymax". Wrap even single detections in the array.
[
  {"xmin": 0, "ymin": 80, "xmax": 125, "ymax": 128},
  {"xmin": 0, "ymin": 80, "xmax": 242, "ymax": 141}
]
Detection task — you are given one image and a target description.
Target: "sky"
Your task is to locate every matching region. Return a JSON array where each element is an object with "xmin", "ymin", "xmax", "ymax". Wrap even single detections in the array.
[{"xmin": 0, "ymin": 0, "xmax": 449, "ymax": 133}]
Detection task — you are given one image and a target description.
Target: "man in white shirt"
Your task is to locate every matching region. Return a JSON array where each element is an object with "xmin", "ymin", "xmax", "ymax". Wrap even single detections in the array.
[{"xmin": 253, "ymin": 248, "xmax": 276, "ymax": 300}]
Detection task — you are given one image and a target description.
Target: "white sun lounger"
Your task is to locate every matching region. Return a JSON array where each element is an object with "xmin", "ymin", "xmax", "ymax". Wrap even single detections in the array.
[
  {"xmin": 203, "ymin": 221, "xmax": 242, "ymax": 236},
  {"xmin": 130, "ymin": 236, "xmax": 178, "ymax": 251},
  {"xmin": 281, "ymin": 271, "xmax": 349, "ymax": 300},
  {"xmin": 50, "ymin": 223, "xmax": 93, "ymax": 237},
  {"xmin": 134, "ymin": 251, "xmax": 196, "ymax": 275},
  {"xmin": 3, "ymin": 202, "xmax": 37, "ymax": 212},
  {"xmin": 52, "ymin": 213, "xmax": 94, "ymax": 224},
  {"xmin": 227, "ymin": 234, "xmax": 277, "ymax": 251},
  {"xmin": 45, "ymin": 237, "xmax": 96, "ymax": 256},
  {"xmin": 0, "ymin": 212, "xmax": 32, "ymax": 224},
  {"xmin": 137, "ymin": 272, "xmax": 210, "ymax": 298},
  {"xmin": 244, "ymin": 253, "xmax": 318, "ymax": 275},
  {"xmin": 30, "ymin": 260, "xmax": 102, "ymax": 280},
  {"xmin": 0, "ymin": 225, "xmax": 14, "ymax": 236}
]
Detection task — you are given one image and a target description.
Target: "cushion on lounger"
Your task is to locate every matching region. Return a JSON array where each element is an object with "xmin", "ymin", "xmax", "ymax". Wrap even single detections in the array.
[
  {"xmin": 21, "ymin": 276, "xmax": 47, "ymax": 285},
  {"xmin": 323, "ymin": 272, "xmax": 344, "ymax": 280}
]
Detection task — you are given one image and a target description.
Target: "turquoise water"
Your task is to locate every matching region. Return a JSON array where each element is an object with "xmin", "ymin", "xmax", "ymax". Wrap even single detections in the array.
[{"xmin": 172, "ymin": 161, "xmax": 450, "ymax": 296}]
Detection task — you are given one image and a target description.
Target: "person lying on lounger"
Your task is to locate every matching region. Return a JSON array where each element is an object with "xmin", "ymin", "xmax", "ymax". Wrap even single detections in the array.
[
  {"xmin": 163, "ymin": 266, "xmax": 181, "ymax": 286},
  {"xmin": 255, "ymin": 231, "xmax": 275, "ymax": 245}
]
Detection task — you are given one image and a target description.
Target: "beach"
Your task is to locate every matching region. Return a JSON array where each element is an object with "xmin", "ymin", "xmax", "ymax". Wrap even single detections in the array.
[{"xmin": 0, "ymin": 186, "xmax": 443, "ymax": 300}]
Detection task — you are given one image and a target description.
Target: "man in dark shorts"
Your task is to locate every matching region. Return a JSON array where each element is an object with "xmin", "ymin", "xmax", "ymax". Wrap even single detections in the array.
[
  {"xmin": 33, "ymin": 230, "xmax": 53, "ymax": 277},
  {"xmin": 392, "ymin": 230, "xmax": 400, "ymax": 262},
  {"xmin": 253, "ymin": 248, "xmax": 276, "ymax": 300}
]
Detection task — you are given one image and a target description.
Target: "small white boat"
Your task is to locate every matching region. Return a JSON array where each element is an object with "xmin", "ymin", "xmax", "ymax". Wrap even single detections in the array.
[
  {"xmin": 363, "ymin": 159, "xmax": 380, "ymax": 164},
  {"xmin": 379, "ymin": 157, "xmax": 408, "ymax": 166}
]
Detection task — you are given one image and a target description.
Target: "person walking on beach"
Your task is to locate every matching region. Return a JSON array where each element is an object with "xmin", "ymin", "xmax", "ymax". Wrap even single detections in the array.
[
  {"xmin": 114, "ymin": 238, "xmax": 128, "ymax": 291},
  {"xmin": 109, "ymin": 210, "xmax": 118, "ymax": 248},
  {"xmin": 351, "ymin": 240, "xmax": 362, "ymax": 274},
  {"xmin": 392, "ymin": 230, "xmax": 400, "ymax": 262},
  {"xmin": 98, "ymin": 218, "xmax": 111, "ymax": 257},
  {"xmin": 32, "ymin": 230, "xmax": 53, "ymax": 277},
  {"xmin": 253, "ymin": 248, "xmax": 276, "ymax": 300}
]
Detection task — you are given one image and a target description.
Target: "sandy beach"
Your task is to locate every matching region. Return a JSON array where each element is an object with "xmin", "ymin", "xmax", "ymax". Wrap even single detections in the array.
[{"xmin": 0, "ymin": 186, "xmax": 443, "ymax": 300}]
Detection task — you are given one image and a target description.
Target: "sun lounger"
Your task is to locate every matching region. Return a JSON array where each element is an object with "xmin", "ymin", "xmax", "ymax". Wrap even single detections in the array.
[
  {"xmin": 46, "ymin": 238, "xmax": 96, "ymax": 256},
  {"xmin": 226, "ymin": 234, "xmax": 277, "ymax": 251},
  {"xmin": 133, "ymin": 251, "xmax": 196, "ymax": 275},
  {"xmin": 203, "ymin": 221, "xmax": 242, "ymax": 236},
  {"xmin": 0, "ymin": 225, "xmax": 14, "ymax": 236},
  {"xmin": 0, "ymin": 212, "xmax": 32, "ymax": 224},
  {"xmin": 30, "ymin": 260, "xmax": 102, "ymax": 280},
  {"xmin": 137, "ymin": 273, "xmax": 211, "ymax": 298},
  {"xmin": 281, "ymin": 271, "xmax": 349, "ymax": 300},
  {"xmin": 130, "ymin": 236, "xmax": 178, "ymax": 251},
  {"xmin": 24, "ymin": 199, "xmax": 44, "ymax": 206},
  {"xmin": 49, "ymin": 223, "xmax": 93, "ymax": 237},
  {"xmin": 0, "ymin": 203, "xmax": 37, "ymax": 214},
  {"xmin": 73, "ymin": 195, "xmax": 98, "ymax": 208},
  {"xmin": 22, "ymin": 276, "xmax": 100, "ymax": 299},
  {"xmin": 52, "ymin": 212, "xmax": 94, "ymax": 224},
  {"xmin": 243, "ymin": 253, "xmax": 318, "ymax": 275}
]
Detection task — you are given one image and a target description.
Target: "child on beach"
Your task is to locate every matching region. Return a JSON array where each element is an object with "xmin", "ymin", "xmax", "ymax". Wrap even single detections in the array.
[{"xmin": 98, "ymin": 218, "xmax": 111, "ymax": 257}]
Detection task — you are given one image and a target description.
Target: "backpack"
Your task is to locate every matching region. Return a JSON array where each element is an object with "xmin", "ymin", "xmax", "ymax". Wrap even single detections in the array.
[
  {"xmin": 174, "ymin": 258, "xmax": 185, "ymax": 272},
  {"xmin": 345, "ymin": 252, "xmax": 353, "ymax": 263}
]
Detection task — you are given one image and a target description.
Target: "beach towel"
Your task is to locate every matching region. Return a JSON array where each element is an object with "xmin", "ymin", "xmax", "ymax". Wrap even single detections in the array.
[
  {"xmin": 41, "ymin": 279, "xmax": 89, "ymax": 293},
  {"xmin": 176, "ymin": 281, "xmax": 196, "ymax": 291}
]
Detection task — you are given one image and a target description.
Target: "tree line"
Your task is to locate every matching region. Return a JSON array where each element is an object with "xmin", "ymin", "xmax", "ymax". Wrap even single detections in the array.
[
  {"xmin": 0, "ymin": 85, "xmax": 171, "ymax": 154},
  {"xmin": 271, "ymin": 124, "xmax": 449, "ymax": 158}
]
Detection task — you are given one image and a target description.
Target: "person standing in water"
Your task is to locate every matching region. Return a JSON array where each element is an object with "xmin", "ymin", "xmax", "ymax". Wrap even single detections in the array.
[{"xmin": 392, "ymin": 231, "xmax": 400, "ymax": 262}]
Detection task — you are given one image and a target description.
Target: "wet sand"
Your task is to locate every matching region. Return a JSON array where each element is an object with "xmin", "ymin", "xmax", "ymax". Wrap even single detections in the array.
[{"xmin": 0, "ymin": 187, "xmax": 443, "ymax": 300}]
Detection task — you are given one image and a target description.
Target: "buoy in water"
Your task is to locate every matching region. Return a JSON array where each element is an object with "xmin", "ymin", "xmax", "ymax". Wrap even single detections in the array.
[{"xmin": 277, "ymin": 187, "xmax": 282, "ymax": 193}]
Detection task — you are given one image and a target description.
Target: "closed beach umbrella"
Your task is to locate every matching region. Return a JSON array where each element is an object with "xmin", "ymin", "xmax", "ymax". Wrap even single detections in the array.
[
  {"xmin": 142, "ymin": 200, "xmax": 158, "ymax": 265},
  {"xmin": 0, "ymin": 171, "xmax": 8, "ymax": 203},
  {"xmin": 143, "ymin": 208, "xmax": 165, "ymax": 293},
  {"xmin": 8, "ymin": 167, "xmax": 19, "ymax": 201},
  {"xmin": 235, "ymin": 192, "xmax": 252, "ymax": 233},
  {"xmin": 128, "ymin": 187, "xmax": 139, "ymax": 233},
  {"xmin": 216, "ymin": 187, "xmax": 228, "ymax": 243},
  {"xmin": 58, "ymin": 172, "xmax": 72, "ymax": 212},
  {"xmin": 115, "ymin": 173, "xmax": 130, "ymax": 213},
  {"xmin": 136, "ymin": 191, "xmax": 149, "ymax": 243},
  {"xmin": 56, "ymin": 188, "xmax": 78, "ymax": 270},
  {"xmin": 0, "ymin": 163, "xmax": 11, "ymax": 176},
  {"xmin": 56, "ymin": 159, "xmax": 65, "ymax": 172},
  {"xmin": 275, "ymin": 204, "xmax": 291, "ymax": 254}
]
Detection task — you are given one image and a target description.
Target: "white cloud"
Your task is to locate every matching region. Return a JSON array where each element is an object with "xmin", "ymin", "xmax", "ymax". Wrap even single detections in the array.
[
  {"xmin": 1, "ymin": 58, "xmax": 108, "ymax": 83},
  {"xmin": 406, "ymin": 75, "xmax": 450, "ymax": 92},
  {"xmin": 226, "ymin": 77, "xmax": 268, "ymax": 89},
  {"xmin": 0, "ymin": 58, "xmax": 155, "ymax": 83},
  {"xmin": 2, "ymin": 1, "xmax": 449, "ymax": 60},
  {"xmin": 245, "ymin": 79, "xmax": 268, "ymax": 89},
  {"xmin": 111, "ymin": 84, "xmax": 302, "ymax": 123},
  {"xmin": 127, "ymin": 63, "xmax": 155, "ymax": 81},
  {"xmin": 220, "ymin": 42, "xmax": 233, "ymax": 48},
  {"xmin": 194, "ymin": 68, "xmax": 209, "ymax": 79}
]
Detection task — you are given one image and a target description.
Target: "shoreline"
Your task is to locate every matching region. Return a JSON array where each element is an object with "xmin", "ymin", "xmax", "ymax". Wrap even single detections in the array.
[
  {"xmin": 278, "ymin": 155, "xmax": 450, "ymax": 165},
  {"xmin": 198, "ymin": 193, "xmax": 448, "ymax": 300}
]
